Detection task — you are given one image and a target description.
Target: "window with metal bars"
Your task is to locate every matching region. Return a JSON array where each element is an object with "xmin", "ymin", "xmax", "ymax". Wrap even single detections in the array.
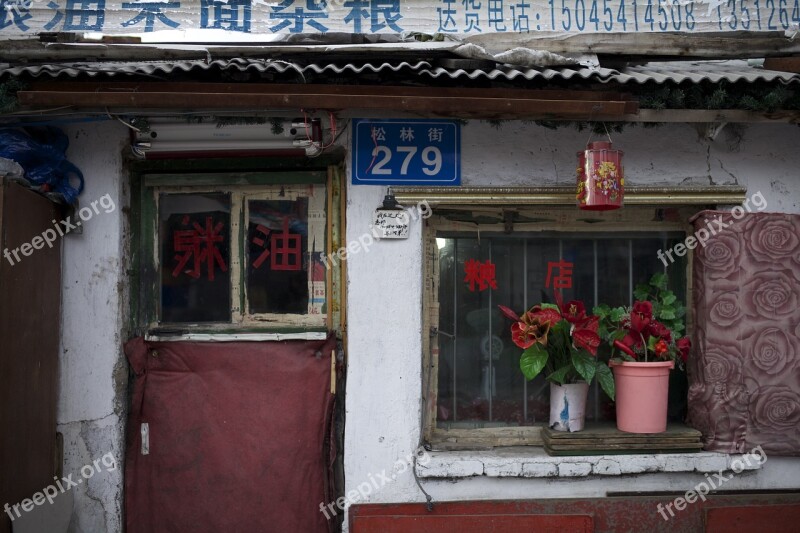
[{"xmin": 434, "ymin": 231, "xmax": 688, "ymax": 428}]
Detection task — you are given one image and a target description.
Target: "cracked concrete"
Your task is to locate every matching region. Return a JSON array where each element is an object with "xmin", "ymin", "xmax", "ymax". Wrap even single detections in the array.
[{"xmin": 58, "ymin": 122, "xmax": 129, "ymax": 533}]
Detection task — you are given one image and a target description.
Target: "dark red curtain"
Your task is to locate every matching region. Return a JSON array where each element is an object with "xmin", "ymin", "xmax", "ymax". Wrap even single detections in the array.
[
  {"xmin": 688, "ymin": 211, "xmax": 800, "ymax": 455},
  {"xmin": 124, "ymin": 335, "xmax": 336, "ymax": 532}
]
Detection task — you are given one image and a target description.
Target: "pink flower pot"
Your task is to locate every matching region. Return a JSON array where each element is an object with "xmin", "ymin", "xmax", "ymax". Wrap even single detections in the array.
[{"xmin": 610, "ymin": 360, "xmax": 674, "ymax": 433}]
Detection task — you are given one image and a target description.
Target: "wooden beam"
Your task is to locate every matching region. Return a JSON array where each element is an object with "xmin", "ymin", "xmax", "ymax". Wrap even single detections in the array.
[
  {"xmin": 764, "ymin": 57, "xmax": 800, "ymax": 74},
  {"xmin": 466, "ymin": 31, "xmax": 800, "ymax": 58},
  {"xmin": 26, "ymin": 82, "xmax": 637, "ymax": 103},
  {"xmin": 17, "ymin": 88, "xmax": 632, "ymax": 118},
  {"xmin": 392, "ymin": 186, "xmax": 748, "ymax": 207}
]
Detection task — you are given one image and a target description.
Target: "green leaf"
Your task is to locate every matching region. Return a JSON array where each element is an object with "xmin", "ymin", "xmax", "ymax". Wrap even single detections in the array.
[
  {"xmin": 650, "ymin": 272, "xmax": 668, "ymax": 290},
  {"xmin": 541, "ymin": 303, "xmax": 560, "ymax": 310},
  {"xmin": 672, "ymin": 322, "xmax": 685, "ymax": 334},
  {"xmin": 552, "ymin": 319, "xmax": 570, "ymax": 334},
  {"xmin": 659, "ymin": 308, "xmax": 676, "ymax": 320},
  {"xmin": 595, "ymin": 363, "xmax": 615, "ymax": 401},
  {"xmin": 633, "ymin": 284, "xmax": 650, "ymax": 301},
  {"xmin": 660, "ymin": 290, "xmax": 677, "ymax": 306},
  {"xmin": 547, "ymin": 364, "xmax": 573, "ymax": 385},
  {"xmin": 592, "ymin": 304, "xmax": 611, "ymax": 317},
  {"xmin": 571, "ymin": 350, "xmax": 596, "ymax": 384},
  {"xmin": 520, "ymin": 343, "xmax": 549, "ymax": 381},
  {"xmin": 647, "ymin": 335, "xmax": 658, "ymax": 351},
  {"xmin": 610, "ymin": 307, "xmax": 626, "ymax": 323}
]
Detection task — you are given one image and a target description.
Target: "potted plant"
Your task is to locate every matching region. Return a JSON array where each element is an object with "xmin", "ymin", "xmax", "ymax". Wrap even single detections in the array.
[
  {"xmin": 499, "ymin": 299, "xmax": 615, "ymax": 432},
  {"xmin": 594, "ymin": 273, "xmax": 691, "ymax": 433}
]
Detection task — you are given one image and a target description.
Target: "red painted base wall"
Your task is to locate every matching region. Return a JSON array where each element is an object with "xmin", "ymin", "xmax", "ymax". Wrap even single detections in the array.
[{"xmin": 350, "ymin": 495, "xmax": 800, "ymax": 533}]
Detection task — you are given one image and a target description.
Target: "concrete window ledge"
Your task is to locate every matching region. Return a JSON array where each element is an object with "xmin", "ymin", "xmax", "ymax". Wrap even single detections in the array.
[{"xmin": 415, "ymin": 447, "xmax": 765, "ymax": 479}]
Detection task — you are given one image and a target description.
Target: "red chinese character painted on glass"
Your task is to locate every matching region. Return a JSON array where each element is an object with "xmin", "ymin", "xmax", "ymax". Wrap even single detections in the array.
[
  {"xmin": 545, "ymin": 260, "xmax": 574, "ymax": 289},
  {"xmin": 270, "ymin": 216, "xmax": 302, "ymax": 271},
  {"xmin": 251, "ymin": 223, "xmax": 272, "ymax": 269},
  {"xmin": 464, "ymin": 259, "xmax": 498, "ymax": 292},
  {"xmin": 172, "ymin": 215, "xmax": 228, "ymax": 280}
]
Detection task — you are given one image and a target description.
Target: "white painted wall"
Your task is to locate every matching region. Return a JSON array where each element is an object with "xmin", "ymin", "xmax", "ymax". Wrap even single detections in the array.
[
  {"xmin": 50, "ymin": 119, "xmax": 800, "ymax": 531},
  {"xmin": 59, "ymin": 121, "xmax": 129, "ymax": 533},
  {"xmin": 343, "ymin": 121, "xmax": 800, "ymax": 528}
]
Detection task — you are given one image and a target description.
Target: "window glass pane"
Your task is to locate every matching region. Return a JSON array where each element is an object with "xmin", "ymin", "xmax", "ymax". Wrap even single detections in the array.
[
  {"xmin": 436, "ymin": 231, "xmax": 687, "ymax": 427},
  {"xmin": 159, "ymin": 193, "xmax": 231, "ymax": 323},
  {"xmin": 246, "ymin": 198, "xmax": 317, "ymax": 315}
]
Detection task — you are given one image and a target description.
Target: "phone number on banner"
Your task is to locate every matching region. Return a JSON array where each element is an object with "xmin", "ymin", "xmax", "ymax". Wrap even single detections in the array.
[{"xmin": 539, "ymin": 0, "xmax": 800, "ymax": 33}]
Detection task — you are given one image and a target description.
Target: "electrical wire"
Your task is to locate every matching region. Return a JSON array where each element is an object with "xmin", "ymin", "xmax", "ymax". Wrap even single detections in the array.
[{"xmin": 105, "ymin": 107, "xmax": 142, "ymax": 132}]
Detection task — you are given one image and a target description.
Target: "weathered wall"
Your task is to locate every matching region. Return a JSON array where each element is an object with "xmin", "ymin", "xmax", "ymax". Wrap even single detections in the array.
[
  {"xmin": 343, "ymin": 121, "xmax": 800, "ymax": 529},
  {"xmin": 59, "ymin": 121, "xmax": 129, "ymax": 533},
  {"xmin": 50, "ymin": 119, "xmax": 800, "ymax": 531}
]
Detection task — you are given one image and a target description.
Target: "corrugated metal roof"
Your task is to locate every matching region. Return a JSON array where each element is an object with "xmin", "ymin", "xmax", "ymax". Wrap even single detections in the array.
[{"xmin": 2, "ymin": 58, "xmax": 798, "ymax": 85}]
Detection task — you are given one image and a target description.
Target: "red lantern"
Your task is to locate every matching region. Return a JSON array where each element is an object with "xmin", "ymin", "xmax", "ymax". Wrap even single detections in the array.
[{"xmin": 576, "ymin": 141, "xmax": 624, "ymax": 211}]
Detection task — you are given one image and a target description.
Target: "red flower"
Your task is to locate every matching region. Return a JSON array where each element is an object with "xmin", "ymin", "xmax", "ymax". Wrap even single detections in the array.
[
  {"xmin": 573, "ymin": 327, "xmax": 601, "ymax": 356},
  {"xmin": 498, "ymin": 304, "xmax": 522, "ymax": 322},
  {"xmin": 530, "ymin": 306, "xmax": 563, "ymax": 329},
  {"xmin": 630, "ymin": 300, "xmax": 653, "ymax": 333},
  {"xmin": 509, "ymin": 306, "xmax": 559, "ymax": 349},
  {"xmin": 677, "ymin": 337, "xmax": 691, "ymax": 362},
  {"xmin": 648, "ymin": 320, "xmax": 672, "ymax": 344},
  {"xmin": 561, "ymin": 300, "xmax": 587, "ymax": 324},
  {"xmin": 654, "ymin": 339, "xmax": 669, "ymax": 357}
]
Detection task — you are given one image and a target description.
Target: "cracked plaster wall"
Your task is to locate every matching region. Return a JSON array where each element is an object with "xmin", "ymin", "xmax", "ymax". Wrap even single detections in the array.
[
  {"xmin": 58, "ymin": 122, "xmax": 129, "ymax": 533},
  {"xmin": 459, "ymin": 121, "xmax": 800, "ymax": 213}
]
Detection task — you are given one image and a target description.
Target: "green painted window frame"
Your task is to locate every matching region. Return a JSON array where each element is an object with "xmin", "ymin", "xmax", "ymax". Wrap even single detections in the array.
[{"xmin": 129, "ymin": 159, "xmax": 344, "ymax": 337}]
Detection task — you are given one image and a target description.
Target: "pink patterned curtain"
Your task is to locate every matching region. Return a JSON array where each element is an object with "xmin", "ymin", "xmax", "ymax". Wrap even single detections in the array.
[{"xmin": 688, "ymin": 211, "xmax": 800, "ymax": 455}]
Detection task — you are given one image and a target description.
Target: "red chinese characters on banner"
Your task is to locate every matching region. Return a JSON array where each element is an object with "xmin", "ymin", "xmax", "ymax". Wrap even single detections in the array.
[
  {"xmin": 251, "ymin": 216, "xmax": 302, "ymax": 271},
  {"xmin": 172, "ymin": 215, "xmax": 228, "ymax": 281},
  {"xmin": 464, "ymin": 259, "xmax": 498, "ymax": 292},
  {"xmin": 545, "ymin": 260, "xmax": 574, "ymax": 289}
]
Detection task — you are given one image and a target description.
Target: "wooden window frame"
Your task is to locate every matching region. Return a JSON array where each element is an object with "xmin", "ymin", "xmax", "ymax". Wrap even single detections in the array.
[
  {"xmin": 129, "ymin": 166, "xmax": 346, "ymax": 337},
  {"xmin": 419, "ymin": 186, "xmax": 747, "ymax": 449}
]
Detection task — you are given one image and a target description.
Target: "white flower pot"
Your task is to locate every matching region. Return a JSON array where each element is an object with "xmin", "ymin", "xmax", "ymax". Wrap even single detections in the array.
[{"xmin": 549, "ymin": 382, "xmax": 590, "ymax": 432}]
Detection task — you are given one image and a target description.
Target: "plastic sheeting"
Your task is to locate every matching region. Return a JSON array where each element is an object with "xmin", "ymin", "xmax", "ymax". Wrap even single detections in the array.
[{"xmin": 124, "ymin": 335, "xmax": 337, "ymax": 532}]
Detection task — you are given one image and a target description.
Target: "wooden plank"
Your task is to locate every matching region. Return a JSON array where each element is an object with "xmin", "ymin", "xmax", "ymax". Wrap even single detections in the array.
[
  {"xmin": 544, "ymin": 444, "xmax": 704, "ymax": 456},
  {"xmin": 543, "ymin": 423, "xmax": 701, "ymax": 440},
  {"xmin": 0, "ymin": 181, "xmax": 62, "ymax": 533},
  {"xmin": 28, "ymin": 82, "xmax": 638, "ymax": 104},
  {"xmin": 466, "ymin": 31, "xmax": 800, "ymax": 58},
  {"xmin": 17, "ymin": 90, "xmax": 630, "ymax": 118},
  {"xmin": 432, "ymin": 427, "xmax": 544, "ymax": 449},
  {"xmin": 764, "ymin": 57, "xmax": 800, "ymax": 74},
  {"xmin": 544, "ymin": 436, "xmax": 701, "ymax": 445}
]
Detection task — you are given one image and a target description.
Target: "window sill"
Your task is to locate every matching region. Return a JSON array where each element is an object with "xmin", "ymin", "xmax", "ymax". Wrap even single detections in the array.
[
  {"xmin": 415, "ymin": 447, "xmax": 764, "ymax": 479},
  {"xmin": 145, "ymin": 331, "xmax": 328, "ymax": 342}
]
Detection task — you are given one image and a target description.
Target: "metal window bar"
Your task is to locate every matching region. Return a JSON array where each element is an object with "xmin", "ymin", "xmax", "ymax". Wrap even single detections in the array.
[
  {"xmin": 523, "ymin": 238, "xmax": 528, "ymax": 424},
  {"xmin": 488, "ymin": 240, "xmax": 493, "ymax": 422},
  {"xmin": 593, "ymin": 239, "xmax": 599, "ymax": 421},
  {"xmin": 453, "ymin": 239, "xmax": 458, "ymax": 422}
]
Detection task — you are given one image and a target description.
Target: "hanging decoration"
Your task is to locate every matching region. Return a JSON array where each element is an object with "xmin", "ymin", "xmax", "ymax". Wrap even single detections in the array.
[{"xmin": 576, "ymin": 141, "xmax": 624, "ymax": 211}]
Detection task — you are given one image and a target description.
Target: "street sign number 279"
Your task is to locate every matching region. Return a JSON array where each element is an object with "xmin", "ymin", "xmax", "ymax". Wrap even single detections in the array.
[
  {"xmin": 370, "ymin": 145, "xmax": 442, "ymax": 176},
  {"xmin": 352, "ymin": 119, "xmax": 461, "ymax": 186}
]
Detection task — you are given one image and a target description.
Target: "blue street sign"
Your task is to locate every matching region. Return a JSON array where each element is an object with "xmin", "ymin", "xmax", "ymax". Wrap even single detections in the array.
[{"xmin": 351, "ymin": 119, "xmax": 461, "ymax": 186}]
